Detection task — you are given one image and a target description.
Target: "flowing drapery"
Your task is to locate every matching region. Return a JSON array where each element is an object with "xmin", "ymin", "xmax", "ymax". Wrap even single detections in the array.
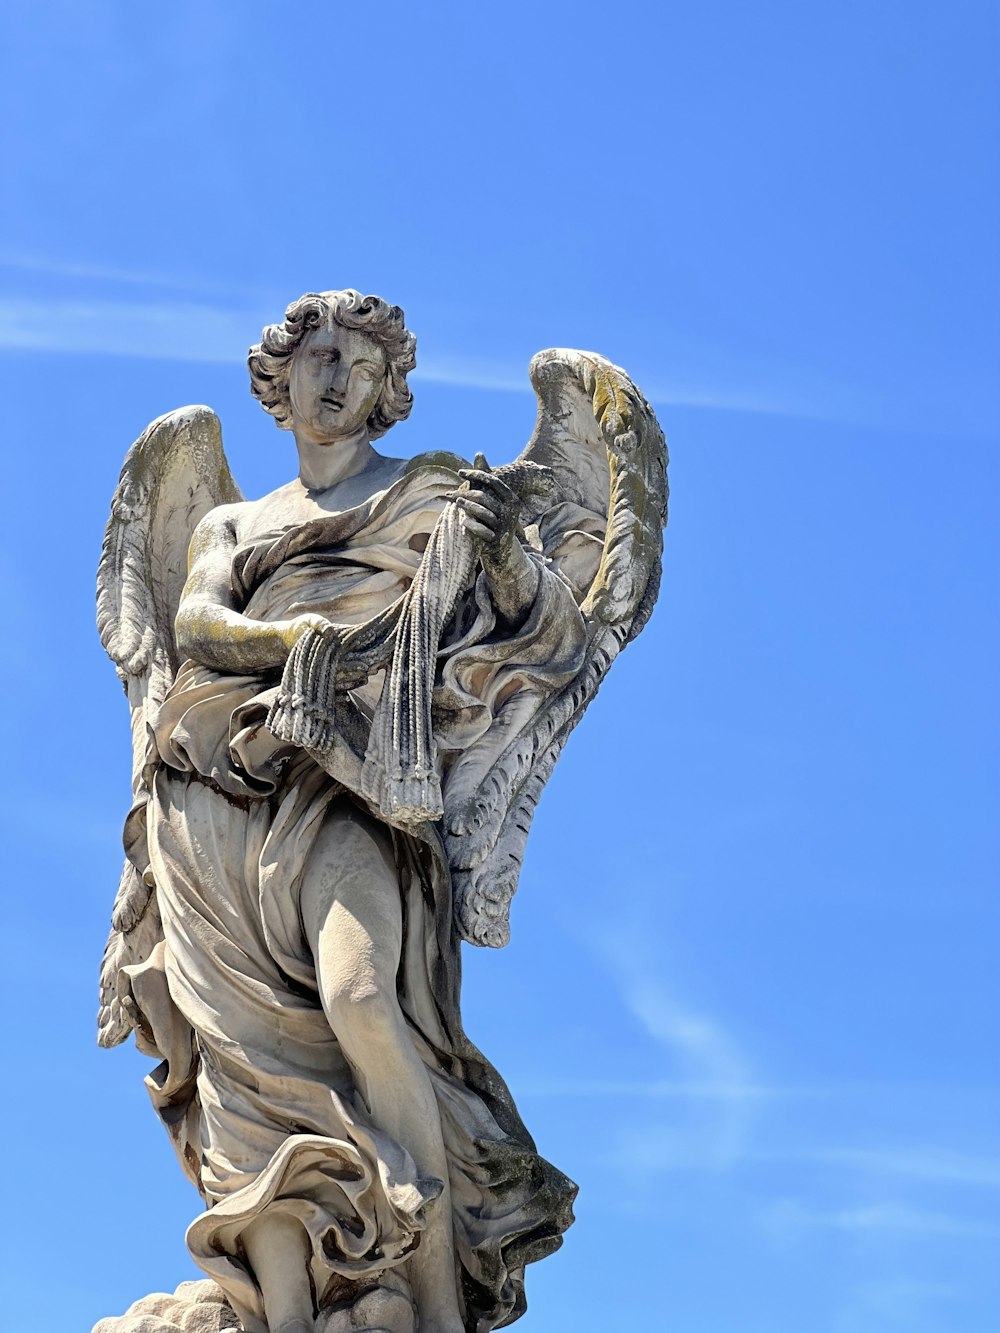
[{"xmin": 119, "ymin": 461, "xmax": 586, "ymax": 1331}]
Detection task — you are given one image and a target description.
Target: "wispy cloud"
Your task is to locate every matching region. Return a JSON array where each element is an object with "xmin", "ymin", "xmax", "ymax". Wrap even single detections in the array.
[
  {"xmin": 0, "ymin": 293, "xmax": 533, "ymax": 391},
  {"xmin": 518, "ymin": 1077, "xmax": 777, "ymax": 1101},
  {"xmin": 0, "ymin": 252, "xmax": 531, "ymax": 391},
  {"xmin": 8, "ymin": 251, "xmax": 969, "ymax": 428},
  {"xmin": 837, "ymin": 1203, "xmax": 1000, "ymax": 1241},
  {"xmin": 838, "ymin": 1278, "xmax": 958, "ymax": 1328},
  {"xmin": 643, "ymin": 379, "xmax": 813, "ymax": 417},
  {"xmin": 0, "ymin": 296, "xmax": 252, "ymax": 364},
  {"xmin": 762, "ymin": 1197, "xmax": 1000, "ymax": 1243},
  {"xmin": 592, "ymin": 921, "xmax": 754, "ymax": 1093},
  {"xmin": 0, "ymin": 279, "xmax": 816, "ymax": 415},
  {"xmin": 775, "ymin": 1145, "xmax": 1000, "ymax": 1190},
  {"xmin": 0, "ymin": 249, "xmax": 243, "ymax": 297},
  {"xmin": 411, "ymin": 358, "xmax": 527, "ymax": 394},
  {"xmin": 0, "ymin": 248, "xmax": 879, "ymax": 418},
  {"xmin": 625, "ymin": 975, "xmax": 751, "ymax": 1090},
  {"xmin": 579, "ymin": 918, "xmax": 763, "ymax": 1172}
]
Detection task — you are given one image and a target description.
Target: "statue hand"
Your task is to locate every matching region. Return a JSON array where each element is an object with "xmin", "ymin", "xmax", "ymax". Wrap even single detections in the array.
[
  {"xmin": 276, "ymin": 614, "xmax": 372, "ymax": 690},
  {"xmin": 449, "ymin": 454, "xmax": 541, "ymax": 629},
  {"xmin": 453, "ymin": 454, "xmax": 521, "ymax": 563},
  {"xmin": 277, "ymin": 613, "xmax": 334, "ymax": 652}
]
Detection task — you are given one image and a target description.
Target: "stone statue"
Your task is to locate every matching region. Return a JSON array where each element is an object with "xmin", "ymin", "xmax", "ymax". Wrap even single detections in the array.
[{"xmin": 93, "ymin": 289, "xmax": 667, "ymax": 1333}]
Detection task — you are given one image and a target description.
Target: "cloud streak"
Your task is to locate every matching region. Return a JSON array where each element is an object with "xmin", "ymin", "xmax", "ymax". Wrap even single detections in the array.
[
  {"xmin": 787, "ymin": 1145, "xmax": 1000, "ymax": 1190},
  {"xmin": 0, "ymin": 290, "xmax": 813, "ymax": 414},
  {"xmin": 764, "ymin": 1197, "xmax": 1000, "ymax": 1243},
  {"xmin": 6, "ymin": 248, "xmax": 983, "ymax": 432},
  {"xmin": 517, "ymin": 1077, "xmax": 778, "ymax": 1101},
  {"xmin": 0, "ymin": 296, "xmax": 250, "ymax": 365},
  {"xmin": 592, "ymin": 921, "xmax": 754, "ymax": 1094},
  {"xmin": 0, "ymin": 294, "xmax": 534, "ymax": 391},
  {"xmin": 580, "ymin": 918, "xmax": 763, "ymax": 1172},
  {"xmin": 0, "ymin": 249, "xmax": 244, "ymax": 297}
]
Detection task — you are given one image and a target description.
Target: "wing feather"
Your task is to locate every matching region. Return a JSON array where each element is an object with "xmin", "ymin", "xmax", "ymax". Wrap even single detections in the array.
[
  {"xmin": 96, "ymin": 405, "xmax": 242, "ymax": 1046},
  {"xmin": 448, "ymin": 350, "xmax": 667, "ymax": 947}
]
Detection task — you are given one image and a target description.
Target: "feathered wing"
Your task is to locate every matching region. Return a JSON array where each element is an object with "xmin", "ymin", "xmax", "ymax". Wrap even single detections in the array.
[
  {"xmin": 446, "ymin": 349, "xmax": 668, "ymax": 947},
  {"xmin": 96, "ymin": 405, "xmax": 243, "ymax": 1046}
]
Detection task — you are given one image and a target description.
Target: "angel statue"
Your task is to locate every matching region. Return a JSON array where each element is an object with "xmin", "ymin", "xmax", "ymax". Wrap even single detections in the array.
[{"xmin": 93, "ymin": 288, "xmax": 667, "ymax": 1333}]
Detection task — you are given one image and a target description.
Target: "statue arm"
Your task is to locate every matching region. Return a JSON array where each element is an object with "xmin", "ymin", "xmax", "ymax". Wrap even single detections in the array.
[
  {"xmin": 174, "ymin": 506, "xmax": 325, "ymax": 674},
  {"xmin": 481, "ymin": 539, "xmax": 541, "ymax": 632},
  {"xmin": 452, "ymin": 460, "xmax": 542, "ymax": 631}
]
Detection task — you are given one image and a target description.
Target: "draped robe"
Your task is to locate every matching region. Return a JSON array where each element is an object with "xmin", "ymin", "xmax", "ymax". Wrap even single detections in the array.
[{"xmin": 119, "ymin": 459, "xmax": 589, "ymax": 1332}]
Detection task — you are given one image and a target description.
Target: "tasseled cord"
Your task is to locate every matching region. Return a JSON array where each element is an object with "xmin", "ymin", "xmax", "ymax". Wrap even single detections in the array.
[
  {"xmin": 266, "ymin": 622, "xmax": 350, "ymax": 753},
  {"xmin": 265, "ymin": 501, "xmax": 476, "ymax": 829},
  {"xmin": 268, "ymin": 462, "xmax": 550, "ymax": 832},
  {"xmin": 362, "ymin": 503, "xmax": 478, "ymax": 828},
  {"xmin": 266, "ymin": 599, "xmax": 404, "ymax": 753}
]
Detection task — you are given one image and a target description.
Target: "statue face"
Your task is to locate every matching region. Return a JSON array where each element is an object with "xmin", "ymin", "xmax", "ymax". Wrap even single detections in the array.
[{"xmin": 288, "ymin": 322, "xmax": 386, "ymax": 442}]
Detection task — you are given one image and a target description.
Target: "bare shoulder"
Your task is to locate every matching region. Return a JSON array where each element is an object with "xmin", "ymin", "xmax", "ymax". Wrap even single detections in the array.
[
  {"xmin": 227, "ymin": 482, "xmax": 305, "ymax": 540},
  {"xmin": 190, "ymin": 500, "xmax": 247, "ymax": 553}
]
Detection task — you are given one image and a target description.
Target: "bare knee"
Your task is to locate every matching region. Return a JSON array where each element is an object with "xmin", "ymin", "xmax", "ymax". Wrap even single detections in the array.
[{"xmin": 299, "ymin": 799, "xmax": 407, "ymax": 1066}]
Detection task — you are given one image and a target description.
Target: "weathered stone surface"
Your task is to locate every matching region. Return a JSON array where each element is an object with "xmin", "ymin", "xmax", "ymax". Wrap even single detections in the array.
[
  {"xmin": 93, "ymin": 1277, "xmax": 417, "ymax": 1333},
  {"xmin": 93, "ymin": 288, "xmax": 667, "ymax": 1331},
  {"xmin": 319, "ymin": 1278, "xmax": 416, "ymax": 1332},
  {"xmin": 92, "ymin": 1280, "xmax": 239, "ymax": 1332}
]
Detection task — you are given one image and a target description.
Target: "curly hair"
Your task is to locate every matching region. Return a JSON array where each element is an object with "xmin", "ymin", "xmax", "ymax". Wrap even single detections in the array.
[{"xmin": 248, "ymin": 289, "xmax": 417, "ymax": 439}]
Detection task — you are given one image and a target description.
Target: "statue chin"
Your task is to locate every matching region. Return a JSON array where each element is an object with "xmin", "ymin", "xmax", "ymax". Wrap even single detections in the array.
[{"xmin": 93, "ymin": 289, "xmax": 667, "ymax": 1333}]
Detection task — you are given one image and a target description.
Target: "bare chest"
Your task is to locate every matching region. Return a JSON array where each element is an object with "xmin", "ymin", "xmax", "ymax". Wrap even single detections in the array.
[{"xmin": 233, "ymin": 467, "xmax": 405, "ymax": 544}]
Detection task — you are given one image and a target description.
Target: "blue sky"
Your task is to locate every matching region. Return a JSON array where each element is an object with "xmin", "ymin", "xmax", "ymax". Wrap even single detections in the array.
[{"xmin": 0, "ymin": 3, "xmax": 997, "ymax": 1331}]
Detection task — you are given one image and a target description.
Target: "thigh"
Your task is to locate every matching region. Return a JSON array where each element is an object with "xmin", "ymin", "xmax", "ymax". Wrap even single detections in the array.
[{"xmin": 299, "ymin": 798, "xmax": 402, "ymax": 1002}]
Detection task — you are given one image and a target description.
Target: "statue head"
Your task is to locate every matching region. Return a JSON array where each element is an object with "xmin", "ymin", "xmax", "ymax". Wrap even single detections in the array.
[{"xmin": 248, "ymin": 289, "xmax": 417, "ymax": 441}]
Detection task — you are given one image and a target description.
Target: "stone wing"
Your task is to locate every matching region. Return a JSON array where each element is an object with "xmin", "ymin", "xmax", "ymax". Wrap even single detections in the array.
[
  {"xmin": 447, "ymin": 349, "xmax": 668, "ymax": 947},
  {"xmin": 95, "ymin": 405, "xmax": 243, "ymax": 1045}
]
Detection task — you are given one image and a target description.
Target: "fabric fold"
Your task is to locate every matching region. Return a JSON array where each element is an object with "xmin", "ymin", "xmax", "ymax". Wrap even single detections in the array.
[{"xmin": 137, "ymin": 460, "xmax": 583, "ymax": 1329}]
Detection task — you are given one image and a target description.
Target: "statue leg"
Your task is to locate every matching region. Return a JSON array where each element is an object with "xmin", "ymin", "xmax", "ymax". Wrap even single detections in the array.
[
  {"xmin": 300, "ymin": 800, "xmax": 464, "ymax": 1333},
  {"xmin": 243, "ymin": 1212, "xmax": 313, "ymax": 1333}
]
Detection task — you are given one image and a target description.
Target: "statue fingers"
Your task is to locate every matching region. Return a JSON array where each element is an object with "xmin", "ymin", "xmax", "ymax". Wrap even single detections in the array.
[
  {"xmin": 453, "ymin": 492, "xmax": 498, "ymax": 517},
  {"xmin": 458, "ymin": 469, "xmax": 517, "ymax": 508},
  {"xmin": 454, "ymin": 496, "xmax": 500, "ymax": 532},
  {"xmin": 459, "ymin": 518, "xmax": 494, "ymax": 542},
  {"xmin": 455, "ymin": 489, "xmax": 503, "ymax": 519},
  {"xmin": 455, "ymin": 505, "xmax": 496, "ymax": 541}
]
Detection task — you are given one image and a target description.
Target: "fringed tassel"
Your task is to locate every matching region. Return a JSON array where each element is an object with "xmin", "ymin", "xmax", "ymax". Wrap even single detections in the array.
[
  {"xmin": 363, "ymin": 503, "xmax": 477, "ymax": 829},
  {"xmin": 269, "ymin": 462, "xmax": 547, "ymax": 823},
  {"xmin": 267, "ymin": 603, "xmax": 405, "ymax": 755},
  {"xmin": 267, "ymin": 626, "xmax": 347, "ymax": 753}
]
